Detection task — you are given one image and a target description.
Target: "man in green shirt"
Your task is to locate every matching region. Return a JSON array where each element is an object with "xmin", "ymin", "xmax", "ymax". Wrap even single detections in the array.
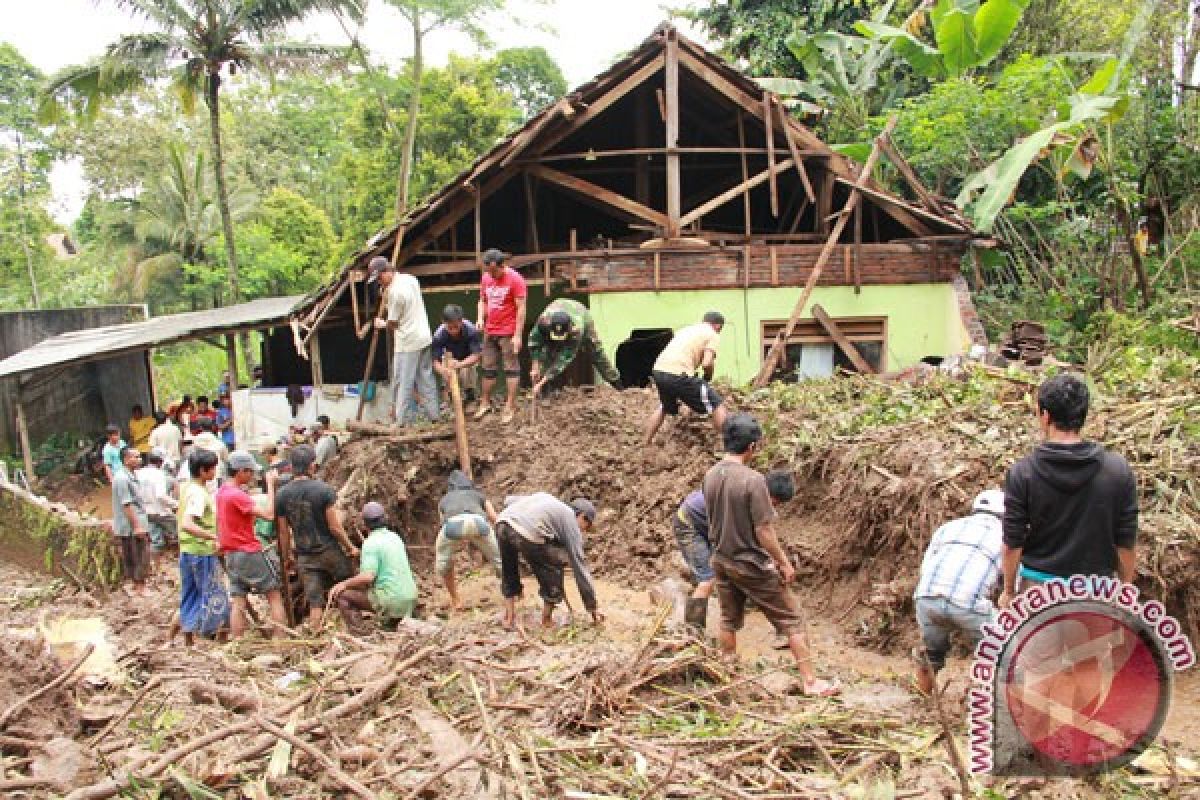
[
  {"xmin": 528, "ymin": 298, "xmax": 622, "ymax": 397},
  {"xmin": 329, "ymin": 502, "xmax": 418, "ymax": 626}
]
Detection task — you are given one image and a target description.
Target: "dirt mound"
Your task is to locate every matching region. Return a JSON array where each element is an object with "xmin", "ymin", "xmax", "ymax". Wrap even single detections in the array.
[
  {"xmin": 0, "ymin": 635, "xmax": 81, "ymax": 738},
  {"xmin": 327, "ymin": 387, "xmax": 719, "ymax": 585}
]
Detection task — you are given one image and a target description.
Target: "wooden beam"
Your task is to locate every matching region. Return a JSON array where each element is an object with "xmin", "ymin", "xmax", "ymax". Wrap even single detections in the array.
[
  {"xmin": 877, "ymin": 134, "xmax": 941, "ymax": 213},
  {"xmin": 753, "ymin": 117, "xmax": 897, "ymax": 388},
  {"xmin": 679, "ymin": 158, "xmax": 795, "ymax": 228},
  {"xmin": 528, "ymin": 164, "xmax": 668, "ymax": 228},
  {"xmin": 634, "ymin": 90, "xmax": 650, "ymax": 205},
  {"xmin": 817, "ymin": 167, "xmax": 834, "ymax": 235},
  {"xmin": 665, "ymin": 30, "xmax": 681, "ymax": 237},
  {"xmin": 834, "ymin": 178, "xmax": 939, "ymax": 237},
  {"xmin": 15, "ymin": 396, "xmax": 33, "ymax": 483},
  {"xmin": 654, "ymin": 251, "xmax": 661, "ymax": 290},
  {"xmin": 777, "ymin": 99, "xmax": 816, "ymax": 204},
  {"xmin": 526, "ymin": 53, "xmax": 666, "ymax": 163},
  {"xmin": 812, "ymin": 304, "xmax": 875, "ymax": 374},
  {"xmin": 225, "ymin": 333, "xmax": 239, "ymax": 397},
  {"xmin": 736, "ymin": 111, "xmax": 751, "ymax": 236},
  {"xmin": 770, "ymin": 246, "xmax": 779, "ymax": 286},
  {"xmin": 853, "ymin": 200, "xmax": 863, "ymax": 294},
  {"xmin": 526, "ymin": 146, "xmax": 806, "ymax": 163},
  {"xmin": 473, "ymin": 187, "xmax": 482, "ymax": 264},
  {"xmin": 309, "ymin": 332, "xmax": 324, "ymax": 388},
  {"xmin": 523, "ymin": 173, "xmax": 540, "ymax": 254},
  {"xmin": 763, "ymin": 91, "xmax": 779, "ymax": 218},
  {"xmin": 144, "ymin": 350, "xmax": 158, "ymax": 412},
  {"xmin": 392, "ymin": 165, "xmax": 518, "ymax": 267},
  {"xmin": 499, "ymin": 98, "xmax": 570, "ymax": 169}
]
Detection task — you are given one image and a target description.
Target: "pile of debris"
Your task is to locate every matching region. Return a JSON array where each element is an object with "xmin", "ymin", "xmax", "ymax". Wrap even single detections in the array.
[
  {"xmin": 999, "ymin": 319, "xmax": 1049, "ymax": 365},
  {"xmin": 740, "ymin": 321, "xmax": 1200, "ymax": 648}
]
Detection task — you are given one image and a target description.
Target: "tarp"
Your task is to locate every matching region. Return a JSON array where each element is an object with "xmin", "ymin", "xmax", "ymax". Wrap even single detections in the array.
[{"xmin": 0, "ymin": 296, "xmax": 302, "ymax": 379}]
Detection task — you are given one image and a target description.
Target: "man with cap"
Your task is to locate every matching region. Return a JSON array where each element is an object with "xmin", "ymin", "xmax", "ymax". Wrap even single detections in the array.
[
  {"xmin": 643, "ymin": 312, "xmax": 729, "ymax": 445},
  {"xmin": 528, "ymin": 297, "xmax": 621, "ymax": 398},
  {"xmin": 370, "ymin": 255, "xmax": 439, "ymax": 424},
  {"xmin": 216, "ymin": 450, "xmax": 286, "ymax": 639},
  {"xmin": 705, "ymin": 413, "xmax": 839, "ymax": 696},
  {"xmin": 495, "ymin": 493, "xmax": 603, "ymax": 629},
  {"xmin": 912, "ymin": 489, "xmax": 1006, "ymax": 694},
  {"xmin": 329, "ymin": 502, "xmax": 418, "ymax": 626},
  {"xmin": 431, "ymin": 304, "xmax": 483, "ymax": 405},
  {"xmin": 475, "ymin": 248, "xmax": 527, "ymax": 423},
  {"xmin": 436, "ymin": 470, "xmax": 500, "ymax": 611}
]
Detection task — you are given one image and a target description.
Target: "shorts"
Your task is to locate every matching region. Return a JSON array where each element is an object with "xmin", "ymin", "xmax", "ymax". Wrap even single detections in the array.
[
  {"xmin": 297, "ymin": 547, "xmax": 356, "ymax": 608},
  {"xmin": 915, "ymin": 596, "xmax": 991, "ymax": 672},
  {"xmin": 672, "ymin": 515, "xmax": 714, "ymax": 583},
  {"xmin": 497, "ymin": 522, "xmax": 568, "ymax": 606},
  {"xmin": 713, "ymin": 560, "xmax": 805, "ymax": 636},
  {"xmin": 435, "ymin": 514, "xmax": 501, "ymax": 577},
  {"xmin": 226, "ymin": 549, "xmax": 283, "ymax": 597},
  {"xmin": 481, "ymin": 334, "xmax": 521, "ymax": 378},
  {"xmin": 117, "ymin": 534, "xmax": 150, "ymax": 582},
  {"xmin": 652, "ymin": 370, "xmax": 723, "ymax": 416},
  {"xmin": 147, "ymin": 514, "xmax": 178, "ymax": 552}
]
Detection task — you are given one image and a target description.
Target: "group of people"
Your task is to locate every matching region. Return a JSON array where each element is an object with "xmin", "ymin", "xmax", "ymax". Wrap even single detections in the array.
[{"xmin": 370, "ymin": 248, "xmax": 625, "ymax": 426}]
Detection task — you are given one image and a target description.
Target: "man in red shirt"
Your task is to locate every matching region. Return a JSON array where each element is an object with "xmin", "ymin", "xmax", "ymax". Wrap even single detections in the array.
[
  {"xmin": 217, "ymin": 450, "xmax": 285, "ymax": 639},
  {"xmin": 475, "ymin": 248, "xmax": 527, "ymax": 423}
]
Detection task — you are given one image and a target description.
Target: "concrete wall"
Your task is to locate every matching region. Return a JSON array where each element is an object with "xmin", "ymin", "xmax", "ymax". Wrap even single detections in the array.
[
  {"xmin": 0, "ymin": 306, "xmax": 151, "ymax": 454},
  {"xmin": 589, "ymin": 283, "xmax": 972, "ymax": 385}
]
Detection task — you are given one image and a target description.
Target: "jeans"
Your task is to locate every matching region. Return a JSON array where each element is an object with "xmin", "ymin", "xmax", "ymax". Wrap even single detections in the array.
[
  {"xmin": 915, "ymin": 595, "xmax": 992, "ymax": 671},
  {"xmin": 392, "ymin": 346, "xmax": 439, "ymax": 423}
]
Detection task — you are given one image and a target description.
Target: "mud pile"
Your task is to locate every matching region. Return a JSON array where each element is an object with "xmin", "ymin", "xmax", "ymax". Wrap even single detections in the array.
[{"xmin": 326, "ymin": 387, "xmax": 720, "ymax": 585}]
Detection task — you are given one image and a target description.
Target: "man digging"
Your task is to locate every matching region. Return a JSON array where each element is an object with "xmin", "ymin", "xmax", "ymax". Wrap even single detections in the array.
[
  {"xmin": 496, "ymin": 493, "xmax": 604, "ymax": 630},
  {"xmin": 643, "ymin": 312, "xmax": 729, "ymax": 445},
  {"xmin": 528, "ymin": 297, "xmax": 622, "ymax": 399},
  {"xmin": 329, "ymin": 502, "xmax": 418, "ymax": 628},
  {"xmin": 436, "ymin": 470, "xmax": 501, "ymax": 612},
  {"xmin": 704, "ymin": 413, "xmax": 839, "ymax": 697}
]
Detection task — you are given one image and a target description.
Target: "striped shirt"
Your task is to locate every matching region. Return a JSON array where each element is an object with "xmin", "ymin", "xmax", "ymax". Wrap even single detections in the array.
[{"xmin": 915, "ymin": 513, "xmax": 1003, "ymax": 614}]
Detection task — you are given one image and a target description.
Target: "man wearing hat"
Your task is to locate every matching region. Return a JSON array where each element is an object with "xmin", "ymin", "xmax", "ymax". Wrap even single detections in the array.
[
  {"xmin": 216, "ymin": 450, "xmax": 286, "ymax": 639},
  {"xmin": 528, "ymin": 297, "xmax": 621, "ymax": 397},
  {"xmin": 475, "ymin": 248, "xmax": 527, "ymax": 423},
  {"xmin": 329, "ymin": 502, "xmax": 418, "ymax": 626},
  {"xmin": 912, "ymin": 489, "xmax": 1006, "ymax": 694},
  {"xmin": 370, "ymin": 255, "xmax": 439, "ymax": 424},
  {"xmin": 495, "ymin": 493, "xmax": 604, "ymax": 629}
]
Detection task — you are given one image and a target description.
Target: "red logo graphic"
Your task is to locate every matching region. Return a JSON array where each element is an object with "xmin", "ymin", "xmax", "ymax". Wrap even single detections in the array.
[{"xmin": 995, "ymin": 603, "xmax": 1172, "ymax": 775}]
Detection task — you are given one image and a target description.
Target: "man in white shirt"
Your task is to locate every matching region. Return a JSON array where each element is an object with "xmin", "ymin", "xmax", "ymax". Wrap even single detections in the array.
[
  {"xmin": 913, "ymin": 489, "xmax": 1005, "ymax": 694},
  {"xmin": 371, "ymin": 256, "xmax": 439, "ymax": 424},
  {"xmin": 136, "ymin": 448, "xmax": 178, "ymax": 558},
  {"xmin": 179, "ymin": 417, "xmax": 230, "ymax": 484},
  {"xmin": 148, "ymin": 411, "xmax": 183, "ymax": 471}
]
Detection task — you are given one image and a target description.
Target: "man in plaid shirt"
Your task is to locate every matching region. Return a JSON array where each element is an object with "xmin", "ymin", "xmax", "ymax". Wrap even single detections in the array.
[{"xmin": 913, "ymin": 489, "xmax": 1005, "ymax": 694}]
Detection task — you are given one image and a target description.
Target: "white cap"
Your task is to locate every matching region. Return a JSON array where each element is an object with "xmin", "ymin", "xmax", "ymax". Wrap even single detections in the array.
[{"xmin": 972, "ymin": 489, "xmax": 1005, "ymax": 515}]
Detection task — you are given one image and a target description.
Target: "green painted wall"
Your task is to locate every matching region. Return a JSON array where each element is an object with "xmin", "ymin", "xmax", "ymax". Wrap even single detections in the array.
[{"xmin": 589, "ymin": 284, "xmax": 970, "ymax": 385}]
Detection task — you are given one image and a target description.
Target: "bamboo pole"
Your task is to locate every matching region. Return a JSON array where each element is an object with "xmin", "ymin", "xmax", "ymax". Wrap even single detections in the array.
[
  {"xmin": 355, "ymin": 293, "xmax": 388, "ymax": 422},
  {"xmin": 445, "ymin": 355, "xmax": 472, "ymax": 480},
  {"xmin": 753, "ymin": 117, "xmax": 897, "ymax": 388},
  {"xmin": 15, "ymin": 396, "xmax": 33, "ymax": 485}
]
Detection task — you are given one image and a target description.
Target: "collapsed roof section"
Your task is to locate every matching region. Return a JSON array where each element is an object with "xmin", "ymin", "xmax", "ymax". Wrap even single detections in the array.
[{"xmin": 294, "ymin": 23, "xmax": 977, "ymax": 331}]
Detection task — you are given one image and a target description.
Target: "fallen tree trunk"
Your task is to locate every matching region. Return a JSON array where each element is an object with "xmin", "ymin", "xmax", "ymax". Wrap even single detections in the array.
[{"xmin": 345, "ymin": 421, "xmax": 455, "ymax": 444}]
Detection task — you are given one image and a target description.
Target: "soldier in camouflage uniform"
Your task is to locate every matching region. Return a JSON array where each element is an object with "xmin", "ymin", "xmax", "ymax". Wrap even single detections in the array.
[{"xmin": 528, "ymin": 298, "xmax": 622, "ymax": 397}]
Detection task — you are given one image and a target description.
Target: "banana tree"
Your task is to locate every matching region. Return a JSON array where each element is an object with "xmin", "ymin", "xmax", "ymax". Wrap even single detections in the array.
[{"xmin": 855, "ymin": 0, "xmax": 1031, "ymax": 79}]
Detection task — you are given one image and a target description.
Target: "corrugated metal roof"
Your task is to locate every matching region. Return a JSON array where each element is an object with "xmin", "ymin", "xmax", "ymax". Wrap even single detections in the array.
[{"xmin": 0, "ymin": 296, "xmax": 302, "ymax": 379}]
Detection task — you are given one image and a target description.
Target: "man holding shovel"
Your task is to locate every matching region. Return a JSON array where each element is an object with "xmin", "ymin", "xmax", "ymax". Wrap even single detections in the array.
[{"xmin": 528, "ymin": 298, "xmax": 622, "ymax": 400}]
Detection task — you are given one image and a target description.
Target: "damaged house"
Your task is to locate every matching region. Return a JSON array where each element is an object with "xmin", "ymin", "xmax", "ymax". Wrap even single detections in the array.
[{"xmin": 266, "ymin": 24, "xmax": 990, "ymax": 425}]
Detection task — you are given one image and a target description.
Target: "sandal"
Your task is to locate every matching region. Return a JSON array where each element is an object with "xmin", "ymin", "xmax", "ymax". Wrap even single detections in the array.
[{"xmin": 473, "ymin": 405, "xmax": 492, "ymax": 420}]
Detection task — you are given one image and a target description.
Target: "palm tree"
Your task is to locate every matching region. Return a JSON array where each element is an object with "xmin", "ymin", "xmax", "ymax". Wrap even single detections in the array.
[
  {"xmin": 123, "ymin": 141, "xmax": 256, "ymax": 307},
  {"xmin": 41, "ymin": 0, "xmax": 358, "ymax": 307}
]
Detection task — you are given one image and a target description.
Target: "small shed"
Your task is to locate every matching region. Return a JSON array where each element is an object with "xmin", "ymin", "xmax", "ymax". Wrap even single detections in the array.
[
  {"xmin": 0, "ymin": 297, "xmax": 301, "ymax": 478},
  {"xmin": 0, "ymin": 305, "xmax": 151, "ymax": 457},
  {"xmin": 279, "ymin": 23, "xmax": 990, "ymax": 401}
]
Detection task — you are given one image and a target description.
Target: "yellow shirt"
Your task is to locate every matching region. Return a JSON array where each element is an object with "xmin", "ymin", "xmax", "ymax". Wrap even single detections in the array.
[
  {"xmin": 653, "ymin": 323, "xmax": 720, "ymax": 376},
  {"xmin": 129, "ymin": 416, "xmax": 155, "ymax": 452}
]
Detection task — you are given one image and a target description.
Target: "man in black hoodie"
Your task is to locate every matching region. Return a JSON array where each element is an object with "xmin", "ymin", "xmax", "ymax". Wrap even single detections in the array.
[{"xmin": 999, "ymin": 373, "xmax": 1138, "ymax": 608}]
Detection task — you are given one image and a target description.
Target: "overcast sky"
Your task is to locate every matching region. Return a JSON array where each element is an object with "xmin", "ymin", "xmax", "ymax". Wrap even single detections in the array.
[{"xmin": 5, "ymin": 0, "xmax": 709, "ymax": 223}]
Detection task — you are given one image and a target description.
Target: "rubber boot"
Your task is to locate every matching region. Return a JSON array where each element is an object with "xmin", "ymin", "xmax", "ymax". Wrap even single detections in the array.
[{"xmin": 684, "ymin": 597, "xmax": 708, "ymax": 634}]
